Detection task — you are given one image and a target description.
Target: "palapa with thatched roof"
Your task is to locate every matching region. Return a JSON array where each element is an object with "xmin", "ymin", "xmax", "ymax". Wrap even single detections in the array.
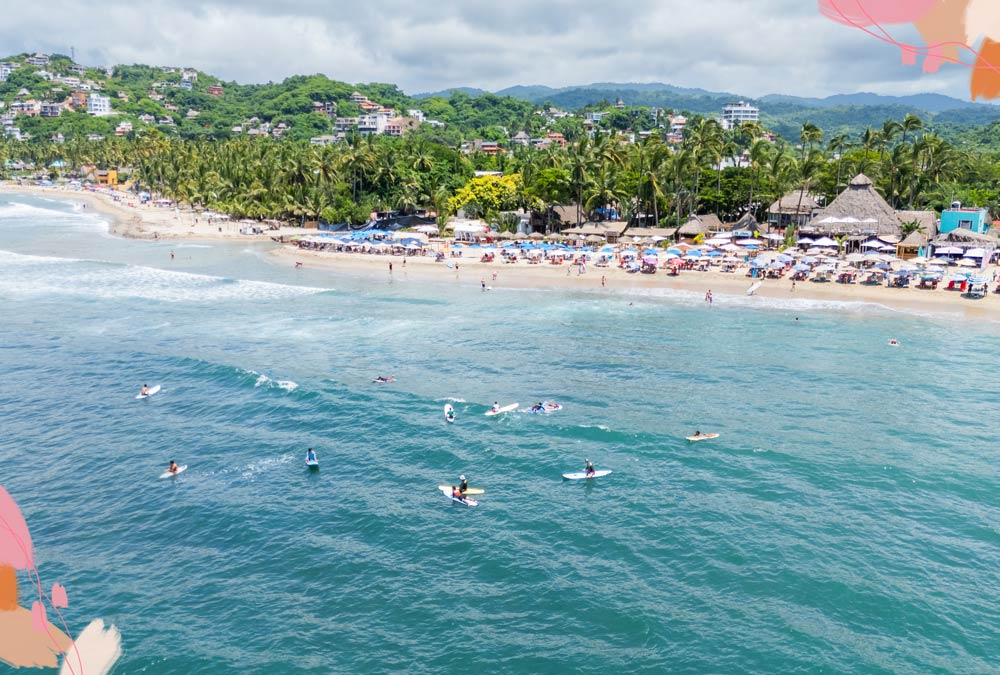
[
  {"xmin": 896, "ymin": 230, "xmax": 929, "ymax": 259},
  {"xmin": 730, "ymin": 211, "xmax": 762, "ymax": 235},
  {"xmin": 803, "ymin": 174, "xmax": 901, "ymax": 237},
  {"xmin": 677, "ymin": 213, "xmax": 723, "ymax": 238},
  {"xmin": 895, "ymin": 210, "xmax": 938, "ymax": 237},
  {"xmin": 768, "ymin": 189, "xmax": 821, "ymax": 229},
  {"xmin": 931, "ymin": 227, "xmax": 998, "ymax": 247}
]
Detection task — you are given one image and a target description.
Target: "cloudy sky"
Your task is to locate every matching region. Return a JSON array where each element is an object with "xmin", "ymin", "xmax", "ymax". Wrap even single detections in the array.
[{"xmin": 1, "ymin": 0, "xmax": 974, "ymax": 98}]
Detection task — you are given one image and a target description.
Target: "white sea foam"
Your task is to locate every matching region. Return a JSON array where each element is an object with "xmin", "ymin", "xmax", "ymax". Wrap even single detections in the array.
[
  {"xmin": 436, "ymin": 397, "xmax": 467, "ymax": 403},
  {"xmin": 247, "ymin": 370, "xmax": 299, "ymax": 393},
  {"xmin": 0, "ymin": 249, "xmax": 326, "ymax": 303}
]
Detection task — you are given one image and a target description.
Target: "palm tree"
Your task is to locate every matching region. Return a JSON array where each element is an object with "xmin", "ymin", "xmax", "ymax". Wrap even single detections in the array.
[
  {"xmin": 799, "ymin": 122, "xmax": 823, "ymax": 163},
  {"xmin": 827, "ymin": 133, "xmax": 852, "ymax": 192}
]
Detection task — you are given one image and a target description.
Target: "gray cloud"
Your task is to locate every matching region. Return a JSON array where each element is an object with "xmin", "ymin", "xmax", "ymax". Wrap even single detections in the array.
[{"xmin": 0, "ymin": 0, "xmax": 972, "ymax": 98}]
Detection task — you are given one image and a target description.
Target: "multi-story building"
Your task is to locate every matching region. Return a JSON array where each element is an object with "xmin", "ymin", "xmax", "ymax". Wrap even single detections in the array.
[
  {"xmin": 0, "ymin": 63, "xmax": 17, "ymax": 82},
  {"xmin": 721, "ymin": 101, "xmax": 760, "ymax": 128},
  {"xmin": 25, "ymin": 53, "xmax": 50, "ymax": 66},
  {"xmin": 10, "ymin": 100, "xmax": 40, "ymax": 116},
  {"xmin": 357, "ymin": 113, "xmax": 389, "ymax": 135},
  {"xmin": 40, "ymin": 102, "xmax": 63, "ymax": 117},
  {"xmin": 206, "ymin": 84, "xmax": 223, "ymax": 96},
  {"xmin": 87, "ymin": 93, "xmax": 112, "ymax": 116}
]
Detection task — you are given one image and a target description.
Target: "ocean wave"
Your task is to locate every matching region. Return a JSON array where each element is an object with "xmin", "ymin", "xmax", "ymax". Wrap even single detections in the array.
[
  {"xmin": 436, "ymin": 397, "xmax": 467, "ymax": 403},
  {"xmin": 244, "ymin": 369, "xmax": 300, "ymax": 393},
  {"xmin": 0, "ymin": 249, "xmax": 326, "ymax": 303}
]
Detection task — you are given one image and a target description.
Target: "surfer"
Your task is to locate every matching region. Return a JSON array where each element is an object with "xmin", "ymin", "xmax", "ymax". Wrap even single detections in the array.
[
  {"xmin": 446, "ymin": 407, "xmax": 455, "ymax": 422},
  {"xmin": 375, "ymin": 375, "xmax": 394, "ymax": 383},
  {"xmin": 140, "ymin": 384, "xmax": 149, "ymax": 396},
  {"xmin": 531, "ymin": 402, "xmax": 544, "ymax": 413},
  {"xmin": 491, "ymin": 402, "xmax": 500, "ymax": 413},
  {"xmin": 459, "ymin": 475, "xmax": 469, "ymax": 494},
  {"xmin": 584, "ymin": 458, "xmax": 596, "ymax": 478},
  {"xmin": 306, "ymin": 448, "xmax": 317, "ymax": 464},
  {"xmin": 168, "ymin": 460, "xmax": 179, "ymax": 475},
  {"xmin": 451, "ymin": 486, "xmax": 468, "ymax": 504}
]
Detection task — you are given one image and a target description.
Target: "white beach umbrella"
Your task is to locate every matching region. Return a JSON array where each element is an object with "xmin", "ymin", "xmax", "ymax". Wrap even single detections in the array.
[
  {"xmin": 963, "ymin": 248, "xmax": 987, "ymax": 258},
  {"xmin": 957, "ymin": 258, "xmax": 978, "ymax": 267}
]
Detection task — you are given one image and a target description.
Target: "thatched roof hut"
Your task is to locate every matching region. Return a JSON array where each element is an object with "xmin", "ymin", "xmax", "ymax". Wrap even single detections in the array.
[
  {"xmin": 931, "ymin": 227, "xmax": 998, "ymax": 246},
  {"xmin": 803, "ymin": 174, "xmax": 901, "ymax": 236},
  {"xmin": 768, "ymin": 189, "xmax": 821, "ymax": 228},
  {"xmin": 895, "ymin": 210, "xmax": 939, "ymax": 237},
  {"xmin": 730, "ymin": 211, "xmax": 762, "ymax": 235},
  {"xmin": 677, "ymin": 214, "xmax": 723, "ymax": 237}
]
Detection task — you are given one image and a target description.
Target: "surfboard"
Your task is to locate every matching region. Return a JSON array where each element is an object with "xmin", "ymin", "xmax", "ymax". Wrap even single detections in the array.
[
  {"xmin": 562, "ymin": 470, "xmax": 612, "ymax": 480},
  {"xmin": 446, "ymin": 494, "xmax": 478, "ymax": 507},
  {"xmin": 305, "ymin": 459, "xmax": 319, "ymax": 467},
  {"xmin": 159, "ymin": 464, "xmax": 187, "ymax": 479},
  {"xmin": 438, "ymin": 486, "xmax": 485, "ymax": 496},
  {"xmin": 373, "ymin": 377, "xmax": 395, "ymax": 384},
  {"xmin": 444, "ymin": 404, "xmax": 456, "ymax": 423},
  {"xmin": 686, "ymin": 433, "xmax": 720, "ymax": 442},
  {"xmin": 746, "ymin": 282, "xmax": 762, "ymax": 296},
  {"xmin": 485, "ymin": 403, "xmax": 518, "ymax": 416},
  {"xmin": 136, "ymin": 385, "xmax": 161, "ymax": 400},
  {"xmin": 529, "ymin": 402, "xmax": 562, "ymax": 414}
]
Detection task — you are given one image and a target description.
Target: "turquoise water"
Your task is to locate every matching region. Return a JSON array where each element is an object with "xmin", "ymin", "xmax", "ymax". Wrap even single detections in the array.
[{"xmin": 0, "ymin": 194, "xmax": 997, "ymax": 674}]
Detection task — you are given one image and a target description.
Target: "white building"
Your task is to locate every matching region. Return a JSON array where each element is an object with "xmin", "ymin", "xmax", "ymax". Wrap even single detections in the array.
[
  {"xmin": 407, "ymin": 109, "xmax": 425, "ymax": 122},
  {"xmin": 25, "ymin": 53, "xmax": 49, "ymax": 66},
  {"xmin": 87, "ymin": 93, "xmax": 112, "ymax": 116},
  {"xmin": 357, "ymin": 113, "xmax": 389, "ymax": 135},
  {"xmin": 721, "ymin": 101, "xmax": 760, "ymax": 128},
  {"xmin": 0, "ymin": 63, "xmax": 16, "ymax": 82}
]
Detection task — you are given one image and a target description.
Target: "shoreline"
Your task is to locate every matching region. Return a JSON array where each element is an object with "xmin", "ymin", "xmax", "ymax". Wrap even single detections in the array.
[{"xmin": 4, "ymin": 183, "xmax": 1000, "ymax": 322}]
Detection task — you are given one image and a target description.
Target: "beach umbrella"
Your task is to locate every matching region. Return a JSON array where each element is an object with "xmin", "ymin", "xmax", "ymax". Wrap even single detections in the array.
[
  {"xmin": 936, "ymin": 246, "xmax": 962, "ymax": 255},
  {"xmin": 812, "ymin": 237, "xmax": 838, "ymax": 247},
  {"xmin": 792, "ymin": 263, "xmax": 810, "ymax": 272},
  {"xmin": 963, "ymin": 247, "xmax": 987, "ymax": 258},
  {"xmin": 777, "ymin": 254, "xmax": 794, "ymax": 263},
  {"xmin": 860, "ymin": 239, "xmax": 884, "ymax": 249},
  {"xmin": 514, "ymin": 232, "xmax": 528, "ymax": 240},
  {"xmin": 642, "ymin": 248, "xmax": 659, "ymax": 256},
  {"xmin": 706, "ymin": 250, "xmax": 724, "ymax": 257},
  {"xmin": 528, "ymin": 232, "xmax": 544, "ymax": 240},
  {"xmin": 801, "ymin": 256, "xmax": 818, "ymax": 264},
  {"xmin": 768, "ymin": 261, "xmax": 784, "ymax": 269},
  {"xmin": 957, "ymin": 258, "xmax": 978, "ymax": 267},
  {"xmin": 797, "ymin": 237, "xmax": 815, "ymax": 245},
  {"xmin": 684, "ymin": 250, "xmax": 703, "ymax": 258},
  {"xmin": 846, "ymin": 253, "xmax": 866, "ymax": 262}
]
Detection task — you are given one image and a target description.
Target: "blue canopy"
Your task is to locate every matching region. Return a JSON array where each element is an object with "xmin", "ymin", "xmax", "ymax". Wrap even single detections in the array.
[{"xmin": 706, "ymin": 250, "xmax": 723, "ymax": 257}]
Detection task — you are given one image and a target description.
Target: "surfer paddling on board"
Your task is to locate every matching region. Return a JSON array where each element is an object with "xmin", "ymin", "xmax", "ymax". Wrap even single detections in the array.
[
  {"xmin": 306, "ymin": 448, "xmax": 317, "ymax": 464},
  {"xmin": 374, "ymin": 375, "xmax": 395, "ymax": 383},
  {"xmin": 584, "ymin": 458, "xmax": 596, "ymax": 478},
  {"xmin": 168, "ymin": 460, "xmax": 180, "ymax": 475},
  {"xmin": 140, "ymin": 384, "xmax": 149, "ymax": 396}
]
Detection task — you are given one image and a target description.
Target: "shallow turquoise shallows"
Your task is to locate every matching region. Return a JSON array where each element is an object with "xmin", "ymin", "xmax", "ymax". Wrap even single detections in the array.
[{"xmin": 0, "ymin": 194, "xmax": 997, "ymax": 675}]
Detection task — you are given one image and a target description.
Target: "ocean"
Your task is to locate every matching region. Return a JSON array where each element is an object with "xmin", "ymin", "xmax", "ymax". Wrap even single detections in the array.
[{"xmin": 0, "ymin": 194, "xmax": 997, "ymax": 674}]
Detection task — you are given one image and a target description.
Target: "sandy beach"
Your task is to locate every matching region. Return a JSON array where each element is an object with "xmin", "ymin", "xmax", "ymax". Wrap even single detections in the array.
[{"xmin": 5, "ymin": 182, "xmax": 1000, "ymax": 320}]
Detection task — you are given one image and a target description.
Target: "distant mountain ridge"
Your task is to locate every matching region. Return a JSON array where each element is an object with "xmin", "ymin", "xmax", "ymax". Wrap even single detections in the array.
[{"xmin": 417, "ymin": 81, "xmax": 991, "ymax": 114}]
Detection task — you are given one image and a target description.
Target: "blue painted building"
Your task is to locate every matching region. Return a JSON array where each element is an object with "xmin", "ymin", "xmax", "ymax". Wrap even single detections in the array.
[{"xmin": 939, "ymin": 207, "xmax": 990, "ymax": 234}]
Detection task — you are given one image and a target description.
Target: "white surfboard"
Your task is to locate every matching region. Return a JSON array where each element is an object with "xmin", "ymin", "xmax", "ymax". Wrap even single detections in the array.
[
  {"xmin": 444, "ymin": 404, "xmax": 456, "ymax": 423},
  {"xmin": 746, "ymin": 282, "xmax": 762, "ymax": 296},
  {"xmin": 305, "ymin": 458, "xmax": 319, "ymax": 467},
  {"xmin": 563, "ymin": 469, "xmax": 612, "ymax": 480},
  {"xmin": 438, "ymin": 485, "xmax": 485, "ymax": 496},
  {"xmin": 445, "ymin": 493, "xmax": 478, "ymax": 507},
  {"xmin": 686, "ymin": 433, "xmax": 720, "ymax": 442},
  {"xmin": 484, "ymin": 403, "xmax": 518, "ymax": 417},
  {"xmin": 136, "ymin": 385, "xmax": 161, "ymax": 400},
  {"xmin": 159, "ymin": 464, "xmax": 187, "ymax": 479}
]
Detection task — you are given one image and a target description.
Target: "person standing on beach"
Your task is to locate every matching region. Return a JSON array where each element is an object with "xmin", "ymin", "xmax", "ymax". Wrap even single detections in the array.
[
  {"xmin": 481, "ymin": 279, "xmax": 486, "ymax": 291},
  {"xmin": 792, "ymin": 280, "xmax": 796, "ymax": 292},
  {"xmin": 389, "ymin": 262, "xmax": 393, "ymax": 273},
  {"xmin": 601, "ymin": 275, "xmax": 606, "ymax": 288}
]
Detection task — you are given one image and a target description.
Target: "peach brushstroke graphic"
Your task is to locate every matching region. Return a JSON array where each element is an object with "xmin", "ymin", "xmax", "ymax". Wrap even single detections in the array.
[
  {"xmin": 0, "ymin": 486, "xmax": 121, "ymax": 673},
  {"xmin": 817, "ymin": 0, "xmax": 1000, "ymax": 99}
]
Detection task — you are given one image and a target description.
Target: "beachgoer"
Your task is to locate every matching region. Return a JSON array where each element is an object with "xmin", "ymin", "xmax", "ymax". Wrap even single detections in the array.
[
  {"xmin": 601, "ymin": 275, "xmax": 606, "ymax": 288},
  {"xmin": 492, "ymin": 272, "xmax": 497, "ymax": 281},
  {"xmin": 459, "ymin": 475, "xmax": 469, "ymax": 494},
  {"xmin": 140, "ymin": 384, "xmax": 149, "ymax": 396},
  {"xmin": 389, "ymin": 262, "xmax": 393, "ymax": 273},
  {"xmin": 306, "ymin": 448, "xmax": 317, "ymax": 463},
  {"xmin": 295, "ymin": 262, "xmax": 303, "ymax": 268},
  {"xmin": 792, "ymin": 280, "xmax": 796, "ymax": 292},
  {"xmin": 170, "ymin": 251, "xmax": 174, "ymax": 260},
  {"xmin": 584, "ymin": 458, "xmax": 596, "ymax": 477},
  {"xmin": 403, "ymin": 258, "xmax": 406, "ymax": 268},
  {"xmin": 481, "ymin": 279, "xmax": 486, "ymax": 291},
  {"xmin": 168, "ymin": 460, "xmax": 179, "ymax": 475}
]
